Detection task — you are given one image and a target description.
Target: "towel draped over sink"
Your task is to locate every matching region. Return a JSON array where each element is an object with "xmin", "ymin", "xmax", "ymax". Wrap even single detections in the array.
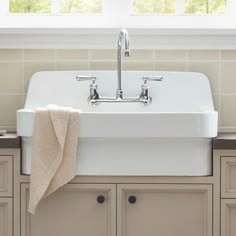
[{"xmin": 28, "ymin": 104, "xmax": 80, "ymax": 214}]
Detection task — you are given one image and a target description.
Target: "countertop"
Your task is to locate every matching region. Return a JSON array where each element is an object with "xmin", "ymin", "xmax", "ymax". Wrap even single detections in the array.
[
  {"xmin": 0, "ymin": 133, "xmax": 235, "ymax": 150},
  {"xmin": 0, "ymin": 133, "xmax": 21, "ymax": 148},
  {"xmin": 213, "ymin": 133, "xmax": 236, "ymax": 150}
]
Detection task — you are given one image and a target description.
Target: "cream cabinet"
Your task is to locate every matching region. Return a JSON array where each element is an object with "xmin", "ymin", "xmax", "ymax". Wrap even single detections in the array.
[
  {"xmin": 20, "ymin": 183, "xmax": 213, "ymax": 236},
  {"xmin": 0, "ymin": 156, "xmax": 13, "ymax": 236},
  {"xmin": 221, "ymin": 199, "xmax": 236, "ymax": 236},
  {"xmin": 221, "ymin": 156, "xmax": 236, "ymax": 236},
  {"xmin": 0, "ymin": 156, "xmax": 12, "ymax": 197},
  {"xmin": 20, "ymin": 183, "xmax": 116, "ymax": 236},
  {"xmin": 0, "ymin": 198, "xmax": 12, "ymax": 236},
  {"xmin": 117, "ymin": 184, "xmax": 212, "ymax": 236},
  {"xmin": 221, "ymin": 157, "xmax": 236, "ymax": 198}
]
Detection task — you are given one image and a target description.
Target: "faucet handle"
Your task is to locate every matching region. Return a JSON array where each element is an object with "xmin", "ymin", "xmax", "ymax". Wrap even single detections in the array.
[
  {"xmin": 142, "ymin": 76, "xmax": 163, "ymax": 84},
  {"xmin": 76, "ymin": 76, "xmax": 97, "ymax": 84}
]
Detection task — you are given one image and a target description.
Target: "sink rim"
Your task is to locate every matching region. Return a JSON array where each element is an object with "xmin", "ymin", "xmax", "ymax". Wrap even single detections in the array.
[
  {"xmin": 17, "ymin": 108, "xmax": 217, "ymax": 115},
  {"xmin": 17, "ymin": 109, "xmax": 218, "ymax": 138}
]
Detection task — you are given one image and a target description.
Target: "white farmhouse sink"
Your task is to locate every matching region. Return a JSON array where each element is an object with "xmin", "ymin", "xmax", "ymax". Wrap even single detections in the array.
[{"xmin": 17, "ymin": 71, "xmax": 218, "ymax": 176}]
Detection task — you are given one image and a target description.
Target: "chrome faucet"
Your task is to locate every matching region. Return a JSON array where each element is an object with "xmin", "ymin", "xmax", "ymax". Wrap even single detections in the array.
[
  {"xmin": 76, "ymin": 29, "xmax": 163, "ymax": 106},
  {"xmin": 116, "ymin": 29, "xmax": 130, "ymax": 99}
]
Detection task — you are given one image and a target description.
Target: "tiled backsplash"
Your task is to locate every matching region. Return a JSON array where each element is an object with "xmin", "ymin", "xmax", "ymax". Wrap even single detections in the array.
[{"xmin": 0, "ymin": 49, "xmax": 235, "ymax": 132}]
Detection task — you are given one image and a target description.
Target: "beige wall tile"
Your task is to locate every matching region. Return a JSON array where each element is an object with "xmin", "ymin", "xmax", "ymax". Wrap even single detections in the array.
[
  {"xmin": 0, "ymin": 62, "xmax": 23, "ymax": 93},
  {"xmin": 89, "ymin": 61, "xmax": 116, "ymax": 70},
  {"xmin": 88, "ymin": 49, "xmax": 116, "ymax": 60},
  {"xmin": 156, "ymin": 50, "xmax": 186, "ymax": 61},
  {"xmin": 213, "ymin": 95, "xmax": 220, "ymax": 112},
  {"xmin": 24, "ymin": 49, "xmax": 55, "ymax": 61},
  {"xmin": 0, "ymin": 126, "xmax": 17, "ymax": 132},
  {"xmin": 123, "ymin": 62, "xmax": 154, "ymax": 71},
  {"xmin": 155, "ymin": 62, "xmax": 186, "ymax": 71},
  {"xmin": 0, "ymin": 49, "xmax": 23, "ymax": 61},
  {"xmin": 0, "ymin": 95, "xmax": 24, "ymax": 126},
  {"xmin": 219, "ymin": 127, "xmax": 236, "ymax": 133},
  {"xmin": 55, "ymin": 49, "xmax": 88, "ymax": 60},
  {"xmin": 213, "ymin": 95, "xmax": 220, "ymax": 126},
  {"xmin": 124, "ymin": 50, "xmax": 154, "ymax": 61},
  {"xmin": 188, "ymin": 50, "xmax": 219, "ymax": 60},
  {"xmin": 221, "ymin": 50, "xmax": 236, "ymax": 60},
  {"xmin": 221, "ymin": 62, "xmax": 236, "ymax": 93},
  {"xmin": 188, "ymin": 62, "xmax": 219, "ymax": 93},
  {"xmin": 1, "ymin": 48, "xmax": 236, "ymax": 129},
  {"xmin": 56, "ymin": 61, "xmax": 88, "ymax": 70},
  {"xmin": 220, "ymin": 95, "xmax": 236, "ymax": 127},
  {"xmin": 24, "ymin": 61, "xmax": 55, "ymax": 92}
]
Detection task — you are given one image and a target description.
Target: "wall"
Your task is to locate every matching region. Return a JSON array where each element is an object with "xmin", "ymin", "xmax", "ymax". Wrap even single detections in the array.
[{"xmin": 0, "ymin": 48, "xmax": 235, "ymax": 132}]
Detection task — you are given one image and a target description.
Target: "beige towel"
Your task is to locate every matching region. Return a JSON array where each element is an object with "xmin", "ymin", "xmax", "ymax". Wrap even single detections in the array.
[{"xmin": 28, "ymin": 104, "xmax": 80, "ymax": 214}]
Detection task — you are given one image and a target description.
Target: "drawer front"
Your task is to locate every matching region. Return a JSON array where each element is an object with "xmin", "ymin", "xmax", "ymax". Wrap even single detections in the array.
[
  {"xmin": 221, "ymin": 157, "xmax": 236, "ymax": 198},
  {"xmin": 221, "ymin": 199, "xmax": 236, "ymax": 236},
  {"xmin": 0, "ymin": 198, "xmax": 12, "ymax": 236},
  {"xmin": 0, "ymin": 156, "xmax": 12, "ymax": 197}
]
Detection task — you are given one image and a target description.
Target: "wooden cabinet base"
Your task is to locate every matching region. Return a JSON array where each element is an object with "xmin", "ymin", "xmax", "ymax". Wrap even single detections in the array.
[
  {"xmin": 117, "ymin": 184, "xmax": 212, "ymax": 236},
  {"xmin": 221, "ymin": 199, "xmax": 236, "ymax": 236},
  {"xmin": 20, "ymin": 184, "xmax": 116, "ymax": 236},
  {"xmin": 0, "ymin": 198, "xmax": 12, "ymax": 236}
]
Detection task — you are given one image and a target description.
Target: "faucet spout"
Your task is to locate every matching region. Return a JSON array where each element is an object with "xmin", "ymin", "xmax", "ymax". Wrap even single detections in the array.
[{"xmin": 117, "ymin": 29, "xmax": 130, "ymax": 99}]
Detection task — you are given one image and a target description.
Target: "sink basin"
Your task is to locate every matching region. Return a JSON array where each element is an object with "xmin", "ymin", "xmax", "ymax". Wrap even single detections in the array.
[{"xmin": 17, "ymin": 71, "xmax": 218, "ymax": 176}]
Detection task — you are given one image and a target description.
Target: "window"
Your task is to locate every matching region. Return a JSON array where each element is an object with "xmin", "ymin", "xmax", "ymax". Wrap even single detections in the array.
[
  {"xmin": 0, "ymin": 0, "xmax": 236, "ymax": 28},
  {"xmin": 8, "ymin": 0, "xmax": 228, "ymax": 15},
  {"xmin": 133, "ymin": 0, "xmax": 176, "ymax": 14},
  {"xmin": 9, "ymin": 0, "xmax": 102, "ymax": 13},
  {"xmin": 133, "ymin": 0, "xmax": 227, "ymax": 14},
  {"xmin": 9, "ymin": 0, "xmax": 51, "ymax": 13},
  {"xmin": 59, "ymin": 0, "xmax": 102, "ymax": 14},
  {"xmin": 184, "ymin": 0, "xmax": 227, "ymax": 14}
]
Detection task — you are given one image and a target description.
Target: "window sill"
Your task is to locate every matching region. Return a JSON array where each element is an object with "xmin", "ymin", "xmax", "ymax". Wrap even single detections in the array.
[{"xmin": 0, "ymin": 27, "xmax": 236, "ymax": 49}]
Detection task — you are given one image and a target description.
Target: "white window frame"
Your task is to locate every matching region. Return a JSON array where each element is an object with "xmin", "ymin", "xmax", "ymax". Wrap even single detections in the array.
[
  {"xmin": 0, "ymin": 0, "xmax": 236, "ymax": 29},
  {"xmin": 1, "ymin": 0, "xmax": 236, "ymax": 49}
]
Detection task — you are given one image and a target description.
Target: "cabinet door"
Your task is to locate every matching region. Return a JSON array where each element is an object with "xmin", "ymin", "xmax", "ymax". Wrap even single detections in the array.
[
  {"xmin": 221, "ymin": 157, "xmax": 236, "ymax": 198},
  {"xmin": 221, "ymin": 199, "xmax": 236, "ymax": 236},
  {"xmin": 0, "ymin": 156, "xmax": 12, "ymax": 197},
  {"xmin": 21, "ymin": 183, "xmax": 116, "ymax": 236},
  {"xmin": 0, "ymin": 198, "xmax": 12, "ymax": 236},
  {"xmin": 117, "ymin": 184, "xmax": 212, "ymax": 236}
]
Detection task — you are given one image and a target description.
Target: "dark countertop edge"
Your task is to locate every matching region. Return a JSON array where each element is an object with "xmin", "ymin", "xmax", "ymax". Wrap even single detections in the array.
[
  {"xmin": 213, "ymin": 133, "xmax": 236, "ymax": 150},
  {"xmin": 0, "ymin": 132, "xmax": 235, "ymax": 150},
  {"xmin": 0, "ymin": 133, "xmax": 21, "ymax": 149}
]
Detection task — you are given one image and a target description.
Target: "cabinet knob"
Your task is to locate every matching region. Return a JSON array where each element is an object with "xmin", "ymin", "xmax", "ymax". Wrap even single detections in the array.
[
  {"xmin": 128, "ymin": 196, "xmax": 136, "ymax": 204},
  {"xmin": 97, "ymin": 195, "xmax": 105, "ymax": 204}
]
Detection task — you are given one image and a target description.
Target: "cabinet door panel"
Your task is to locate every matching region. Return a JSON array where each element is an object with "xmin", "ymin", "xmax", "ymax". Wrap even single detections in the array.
[
  {"xmin": 221, "ymin": 199, "xmax": 236, "ymax": 236},
  {"xmin": 118, "ymin": 184, "xmax": 212, "ymax": 236},
  {"xmin": 221, "ymin": 157, "xmax": 236, "ymax": 198},
  {"xmin": 21, "ymin": 183, "xmax": 116, "ymax": 236},
  {"xmin": 0, "ymin": 198, "xmax": 12, "ymax": 236},
  {"xmin": 0, "ymin": 156, "xmax": 12, "ymax": 197}
]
